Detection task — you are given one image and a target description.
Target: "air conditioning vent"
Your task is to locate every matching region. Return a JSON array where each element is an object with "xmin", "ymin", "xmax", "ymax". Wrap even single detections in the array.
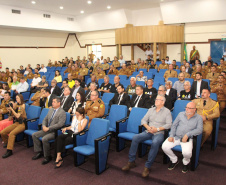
[
  {"xmin": 43, "ymin": 14, "xmax": 51, "ymax": 18},
  {"xmin": 67, "ymin": 17, "xmax": 74, "ymax": 21},
  {"xmin": 12, "ymin": 9, "xmax": 21, "ymax": 14}
]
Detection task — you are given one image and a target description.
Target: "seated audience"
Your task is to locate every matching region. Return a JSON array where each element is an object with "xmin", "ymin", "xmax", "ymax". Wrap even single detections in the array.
[
  {"xmin": 67, "ymin": 73, "xmax": 75, "ymax": 89},
  {"xmin": 94, "ymin": 67, "xmax": 105, "ymax": 81},
  {"xmin": 60, "ymin": 80, "xmax": 69, "ymax": 96},
  {"xmin": 185, "ymin": 62, "xmax": 193, "ymax": 74},
  {"xmin": 85, "ymin": 74, "xmax": 99, "ymax": 90},
  {"xmin": 85, "ymin": 90, "xmax": 105, "ymax": 127},
  {"xmin": 148, "ymin": 60, "xmax": 158, "ymax": 70},
  {"xmin": 192, "ymin": 89, "xmax": 220, "ymax": 146},
  {"xmin": 136, "ymin": 71, "xmax": 147, "ymax": 82},
  {"xmin": 7, "ymin": 76, "xmax": 13, "ymax": 89},
  {"xmin": 30, "ymin": 73, "xmax": 42, "ymax": 93},
  {"xmin": 180, "ymin": 66, "xmax": 190, "ymax": 78},
  {"xmin": 173, "ymin": 73, "xmax": 185, "ymax": 96},
  {"xmin": 13, "ymin": 77, "xmax": 29, "ymax": 99},
  {"xmin": 172, "ymin": 60, "xmax": 179, "ymax": 69},
  {"xmin": 54, "ymin": 70, "xmax": 62, "ymax": 83},
  {"xmin": 68, "ymin": 91, "xmax": 86, "ymax": 114},
  {"xmin": 191, "ymin": 72, "xmax": 208, "ymax": 98},
  {"xmin": 54, "ymin": 107, "xmax": 88, "ymax": 168},
  {"xmin": 85, "ymin": 82, "xmax": 97, "ymax": 100},
  {"xmin": 40, "ymin": 88, "xmax": 56, "ymax": 108},
  {"xmin": 60, "ymin": 86, "xmax": 74, "ymax": 112},
  {"xmin": 162, "ymin": 102, "xmax": 203, "ymax": 173},
  {"xmin": 39, "ymin": 64, "xmax": 47, "ymax": 73},
  {"xmin": 158, "ymin": 59, "xmax": 168, "ymax": 71},
  {"xmin": 125, "ymin": 77, "xmax": 138, "ymax": 96},
  {"xmin": 206, "ymin": 65, "xmax": 220, "ymax": 85},
  {"xmin": 102, "ymin": 59, "xmax": 110, "ymax": 72},
  {"xmin": 98, "ymin": 75, "xmax": 112, "ymax": 96},
  {"xmin": 50, "ymin": 79, "xmax": 61, "ymax": 96},
  {"xmin": 109, "ymin": 85, "xmax": 130, "ymax": 108},
  {"xmin": 64, "ymin": 63, "xmax": 72, "ymax": 75},
  {"xmin": 178, "ymin": 81, "xmax": 195, "ymax": 100},
  {"xmin": 143, "ymin": 79, "xmax": 157, "ymax": 98},
  {"xmin": 122, "ymin": 95, "xmax": 172, "ymax": 177},
  {"xmin": 71, "ymin": 79, "xmax": 85, "ymax": 99},
  {"xmin": 164, "ymin": 64, "xmax": 178, "ymax": 81},
  {"xmin": 0, "ymin": 92, "xmax": 13, "ymax": 122},
  {"xmin": 0, "ymin": 94, "xmax": 26, "ymax": 158},
  {"xmin": 31, "ymin": 88, "xmax": 45, "ymax": 107},
  {"xmin": 11, "ymin": 76, "xmax": 20, "ymax": 91},
  {"xmin": 26, "ymin": 68, "xmax": 34, "ymax": 80},
  {"xmin": 165, "ymin": 81, "xmax": 177, "ymax": 105},
  {"xmin": 191, "ymin": 64, "xmax": 206, "ymax": 79},
  {"xmin": 35, "ymin": 75, "xmax": 48, "ymax": 92},
  {"xmin": 118, "ymin": 64, "xmax": 132, "ymax": 77},
  {"xmin": 110, "ymin": 76, "xmax": 123, "ymax": 93},
  {"xmin": 112, "ymin": 56, "xmax": 120, "ymax": 68},
  {"xmin": 32, "ymin": 97, "xmax": 66, "ymax": 165},
  {"xmin": 108, "ymin": 65, "xmax": 119, "ymax": 75}
]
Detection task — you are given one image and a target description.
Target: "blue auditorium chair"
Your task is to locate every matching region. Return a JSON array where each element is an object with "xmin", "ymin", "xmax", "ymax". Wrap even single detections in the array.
[
  {"xmin": 108, "ymin": 75, "xmax": 116, "ymax": 80},
  {"xmin": 167, "ymin": 78, "xmax": 178, "ymax": 85},
  {"xmin": 159, "ymin": 69, "xmax": 168, "ymax": 74},
  {"xmin": 102, "ymin": 93, "xmax": 115, "ymax": 114},
  {"xmin": 73, "ymin": 118, "xmax": 111, "ymax": 175},
  {"xmin": 116, "ymin": 107, "xmax": 148, "ymax": 152},
  {"xmin": 118, "ymin": 75, "xmax": 127, "ymax": 81},
  {"xmin": 136, "ymin": 81, "xmax": 145, "ymax": 87},
  {"xmin": 202, "ymin": 79, "xmax": 210, "ymax": 86},
  {"xmin": 26, "ymin": 93, "xmax": 35, "ymax": 105},
  {"xmin": 148, "ymin": 69, "xmax": 157, "ymax": 76},
  {"xmin": 24, "ymin": 107, "xmax": 47, "ymax": 147},
  {"xmin": 185, "ymin": 78, "xmax": 194, "ymax": 85}
]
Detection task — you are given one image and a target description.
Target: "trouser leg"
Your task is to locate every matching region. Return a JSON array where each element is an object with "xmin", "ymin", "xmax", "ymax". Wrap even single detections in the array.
[
  {"xmin": 32, "ymin": 130, "xmax": 48, "ymax": 153},
  {"xmin": 0, "ymin": 124, "xmax": 17, "ymax": 145},
  {"xmin": 42, "ymin": 133, "xmax": 55, "ymax": 157},
  {"xmin": 180, "ymin": 139, "xmax": 193, "ymax": 165},
  {"xmin": 162, "ymin": 138, "xmax": 180, "ymax": 163},
  {"xmin": 201, "ymin": 121, "xmax": 213, "ymax": 146}
]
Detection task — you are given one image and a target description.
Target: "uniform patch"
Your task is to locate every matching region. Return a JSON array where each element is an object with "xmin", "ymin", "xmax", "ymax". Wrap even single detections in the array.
[
  {"xmin": 100, "ymin": 104, "xmax": 104, "ymax": 108},
  {"xmin": 98, "ymin": 99, "xmax": 102, "ymax": 103}
]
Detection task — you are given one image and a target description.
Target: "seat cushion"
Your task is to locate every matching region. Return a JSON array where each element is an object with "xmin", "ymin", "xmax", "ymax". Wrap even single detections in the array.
[
  {"xmin": 65, "ymin": 144, "xmax": 73, "ymax": 150},
  {"xmin": 118, "ymin": 132, "xmax": 136, "ymax": 141},
  {"xmin": 73, "ymin": 145, "xmax": 95, "ymax": 156},
  {"xmin": 172, "ymin": 145, "xmax": 182, "ymax": 152},
  {"xmin": 143, "ymin": 139, "xmax": 153, "ymax": 145},
  {"xmin": 38, "ymin": 137, "xmax": 55, "ymax": 143},
  {"xmin": 24, "ymin": 130, "xmax": 38, "ymax": 136},
  {"xmin": 109, "ymin": 127, "xmax": 116, "ymax": 132}
]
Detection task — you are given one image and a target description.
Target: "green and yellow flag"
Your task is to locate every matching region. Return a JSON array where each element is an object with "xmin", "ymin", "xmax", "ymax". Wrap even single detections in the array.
[{"xmin": 184, "ymin": 44, "xmax": 187, "ymax": 61}]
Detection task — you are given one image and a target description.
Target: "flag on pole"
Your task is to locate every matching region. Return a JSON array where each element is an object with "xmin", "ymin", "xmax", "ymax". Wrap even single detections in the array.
[
  {"xmin": 184, "ymin": 44, "xmax": 188, "ymax": 60},
  {"xmin": 184, "ymin": 44, "xmax": 188, "ymax": 61}
]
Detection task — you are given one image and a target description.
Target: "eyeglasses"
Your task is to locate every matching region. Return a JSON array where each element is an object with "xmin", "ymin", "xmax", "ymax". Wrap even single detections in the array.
[
  {"xmin": 155, "ymin": 99, "xmax": 163, "ymax": 101},
  {"xmin": 158, "ymin": 90, "xmax": 165, "ymax": 92},
  {"xmin": 91, "ymin": 94, "xmax": 97, "ymax": 96},
  {"xmin": 185, "ymin": 107, "xmax": 196, "ymax": 109}
]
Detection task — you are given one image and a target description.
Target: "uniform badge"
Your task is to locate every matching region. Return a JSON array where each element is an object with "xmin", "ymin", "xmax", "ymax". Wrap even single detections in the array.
[{"xmin": 100, "ymin": 104, "xmax": 104, "ymax": 108}]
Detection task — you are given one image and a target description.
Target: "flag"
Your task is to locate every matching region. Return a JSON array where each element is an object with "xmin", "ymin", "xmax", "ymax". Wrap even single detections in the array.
[{"xmin": 184, "ymin": 44, "xmax": 187, "ymax": 61}]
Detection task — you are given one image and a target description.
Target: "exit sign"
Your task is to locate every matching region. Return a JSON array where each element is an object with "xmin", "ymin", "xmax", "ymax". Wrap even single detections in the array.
[{"xmin": 221, "ymin": 38, "xmax": 226, "ymax": 41}]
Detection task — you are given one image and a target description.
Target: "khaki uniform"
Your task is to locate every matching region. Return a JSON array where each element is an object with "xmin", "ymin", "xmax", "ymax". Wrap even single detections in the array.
[
  {"xmin": 0, "ymin": 99, "xmax": 11, "ymax": 121},
  {"xmin": 47, "ymin": 63, "xmax": 53, "ymax": 67},
  {"xmin": 182, "ymin": 72, "xmax": 190, "ymax": 78},
  {"xmin": 217, "ymin": 65, "xmax": 226, "ymax": 73},
  {"xmin": 173, "ymin": 65, "xmax": 179, "ymax": 70},
  {"xmin": 26, "ymin": 72, "xmax": 34, "ymax": 80},
  {"xmin": 93, "ymin": 64, "xmax": 103, "ymax": 72},
  {"xmin": 64, "ymin": 67, "xmax": 72, "ymax": 74},
  {"xmin": 31, "ymin": 91, "xmax": 42, "ymax": 107},
  {"xmin": 158, "ymin": 64, "xmax": 168, "ymax": 71},
  {"xmin": 85, "ymin": 98, "xmax": 105, "ymax": 127},
  {"xmin": 206, "ymin": 72, "xmax": 220, "ymax": 84},
  {"xmin": 191, "ymin": 71, "xmax": 206, "ymax": 80},
  {"xmin": 138, "ymin": 64, "xmax": 148, "ymax": 70},
  {"xmin": 17, "ymin": 73, "xmax": 24, "ymax": 81},
  {"xmin": 211, "ymin": 82, "xmax": 226, "ymax": 112},
  {"xmin": 102, "ymin": 63, "xmax": 110, "ymax": 71},
  {"xmin": 192, "ymin": 98, "xmax": 220, "ymax": 146},
  {"xmin": 0, "ymin": 104, "xmax": 27, "ymax": 150},
  {"xmin": 112, "ymin": 61, "xmax": 120, "ymax": 68},
  {"xmin": 204, "ymin": 66, "xmax": 211, "ymax": 74},
  {"xmin": 2, "ymin": 76, "xmax": 8, "ymax": 82},
  {"xmin": 149, "ymin": 64, "xmax": 158, "ymax": 70},
  {"xmin": 71, "ymin": 70, "xmax": 79, "ymax": 79},
  {"xmin": 79, "ymin": 68, "xmax": 89, "ymax": 76},
  {"xmin": 108, "ymin": 69, "xmax": 119, "ymax": 75},
  {"xmin": 53, "ymin": 63, "xmax": 62, "ymax": 67},
  {"xmin": 190, "ymin": 50, "xmax": 200, "ymax": 61},
  {"xmin": 131, "ymin": 64, "xmax": 138, "ymax": 72},
  {"xmin": 94, "ymin": 71, "xmax": 106, "ymax": 81},
  {"xmin": 118, "ymin": 68, "xmax": 131, "ymax": 77},
  {"xmin": 6, "ymin": 72, "xmax": 10, "ymax": 77},
  {"xmin": 163, "ymin": 70, "xmax": 178, "ymax": 80}
]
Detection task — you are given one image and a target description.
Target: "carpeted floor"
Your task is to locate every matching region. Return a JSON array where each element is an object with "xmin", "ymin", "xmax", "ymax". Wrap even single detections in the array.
[{"xmin": 0, "ymin": 113, "xmax": 226, "ymax": 185}]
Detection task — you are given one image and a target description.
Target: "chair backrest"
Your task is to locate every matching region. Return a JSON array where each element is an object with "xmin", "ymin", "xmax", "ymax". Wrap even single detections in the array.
[
  {"xmin": 185, "ymin": 78, "xmax": 194, "ymax": 85},
  {"xmin": 210, "ymin": 93, "xmax": 217, "ymax": 101},
  {"xmin": 172, "ymin": 100, "xmax": 191, "ymax": 121},
  {"xmin": 26, "ymin": 105, "xmax": 41, "ymax": 120},
  {"xmin": 38, "ymin": 108, "xmax": 49, "ymax": 124},
  {"xmin": 168, "ymin": 78, "xmax": 178, "ymax": 86},
  {"xmin": 108, "ymin": 105, "xmax": 128, "ymax": 129},
  {"xmin": 202, "ymin": 79, "xmax": 210, "ymax": 86},
  {"xmin": 127, "ymin": 108, "xmax": 148, "ymax": 133},
  {"xmin": 25, "ymin": 104, "xmax": 29, "ymax": 112},
  {"xmin": 136, "ymin": 81, "xmax": 145, "ymax": 87},
  {"xmin": 108, "ymin": 75, "xmax": 116, "ymax": 80},
  {"xmin": 118, "ymin": 75, "xmax": 127, "ymax": 81},
  {"xmin": 159, "ymin": 69, "xmax": 167, "ymax": 74},
  {"xmin": 65, "ymin": 112, "xmax": 71, "ymax": 125},
  {"xmin": 86, "ymin": 118, "xmax": 110, "ymax": 146},
  {"xmin": 102, "ymin": 93, "xmax": 115, "ymax": 104},
  {"xmin": 86, "ymin": 78, "xmax": 91, "ymax": 85},
  {"xmin": 27, "ymin": 93, "xmax": 35, "ymax": 104},
  {"xmin": 148, "ymin": 69, "xmax": 157, "ymax": 75}
]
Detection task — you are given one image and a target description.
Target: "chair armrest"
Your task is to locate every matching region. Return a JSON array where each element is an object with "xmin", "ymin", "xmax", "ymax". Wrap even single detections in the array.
[
  {"xmin": 116, "ymin": 116, "xmax": 128, "ymax": 124},
  {"xmin": 101, "ymin": 113, "xmax": 109, "ymax": 119},
  {"xmin": 38, "ymin": 124, "xmax": 42, "ymax": 130},
  {"xmin": 73, "ymin": 129, "xmax": 89, "ymax": 147},
  {"xmin": 26, "ymin": 117, "xmax": 39, "ymax": 122},
  {"xmin": 139, "ymin": 125, "xmax": 146, "ymax": 133},
  {"xmin": 95, "ymin": 132, "xmax": 112, "ymax": 142},
  {"xmin": 116, "ymin": 116, "xmax": 128, "ymax": 135},
  {"xmin": 164, "ymin": 129, "xmax": 169, "ymax": 139}
]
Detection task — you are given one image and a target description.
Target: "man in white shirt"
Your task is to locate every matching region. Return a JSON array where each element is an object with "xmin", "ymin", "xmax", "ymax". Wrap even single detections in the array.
[
  {"xmin": 24, "ymin": 67, "xmax": 29, "ymax": 76},
  {"xmin": 191, "ymin": 72, "xmax": 209, "ymax": 98},
  {"xmin": 39, "ymin": 64, "xmax": 47, "ymax": 73},
  {"xmin": 145, "ymin": 46, "xmax": 153, "ymax": 59},
  {"xmin": 31, "ymin": 73, "xmax": 42, "ymax": 93},
  {"xmin": 13, "ymin": 77, "xmax": 29, "ymax": 99},
  {"xmin": 100, "ymin": 56, "xmax": 104, "ymax": 64},
  {"xmin": 11, "ymin": 76, "xmax": 20, "ymax": 91},
  {"xmin": 165, "ymin": 56, "xmax": 172, "ymax": 64},
  {"xmin": 118, "ymin": 55, "xmax": 126, "ymax": 66}
]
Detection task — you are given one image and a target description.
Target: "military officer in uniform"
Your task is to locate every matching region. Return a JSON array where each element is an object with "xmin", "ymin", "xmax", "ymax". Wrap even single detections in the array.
[
  {"xmin": 71, "ymin": 65, "xmax": 79, "ymax": 79},
  {"xmin": 26, "ymin": 68, "xmax": 34, "ymax": 80},
  {"xmin": 180, "ymin": 66, "xmax": 190, "ymax": 78},
  {"xmin": 206, "ymin": 65, "xmax": 220, "ymax": 85},
  {"xmin": 191, "ymin": 64, "xmax": 206, "ymax": 80},
  {"xmin": 94, "ymin": 67, "xmax": 105, "ymax": 81},
  {"xmin": 118, "ymin": 64, "xmax": 132, "ymax": 77},
  {"xmin": 79, "ymin": 63, "xmax": 89, "ymax": 81},
  {"xmin": 163, "ymin": 64, "xmax": 178, "ymax": 81},
  {"xmin": 102, "ymin": 59, "xmax": 110, "ymax": 72},
  {"xmin": 108, "ymin": 65, "xmax": 119, "ymax": 75},
  {"xmin": 211, "ymin": 75, "xmax": 226, "ymax": 113},
  {"xmin": 131, "ymin": 60, "xmax": 138, "ymax": 72},
  {"xmin": 158, "ymin": 59, "xmax": 168, "ymax": 72},
  {"xmin": 172, "ymin": 60, "xmax": 179, "ymax": 70},
  {"xmin": 64, "ymin": 63, "xmax": 72, "ymax": 75},
  {"xmin": 47, "ymin": 60, "xmax": 53, "ymax": 67},
  {"xmin": 85, "ymin": 90, "xmax": 105, "ymax": 127},
  {"xmin": 112, "ymin": 57, "xmax": 120, "ymax": 68},
  {"xmin": 0, "ymin": 92, "xmax": 13, "ymax": 121},
  {"xmin": 148, "ymin": 60, "xmax": 158, "ymax": 70},
  {"xmin": 1, "ymin": 72, "xmax": 8, "ymax": 82},
  {"xmin": 31, "ymin": 88, "xmax": 45, "ymax": 107},
  {"xmin": 138, "ymin": 60, "xmax": 148, "ymax": 71},
  {"xmin": 217, "ymin": 58, "xmax": 226, "ymax": 73},
  {"xmin": 192, "ymin": 89, "xmax": 220, "ymax": 146}
]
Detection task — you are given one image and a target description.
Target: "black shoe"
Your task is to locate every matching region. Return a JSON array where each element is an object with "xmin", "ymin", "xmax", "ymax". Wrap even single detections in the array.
[
  {"xmin": 3, "ymin": 144, "xmax": 7, "ymax": 148},
  {"xmin": 32, "ymin": 152, "xmax": 43, "ymax": 160},
  {"xmin": 168, "ymin": 161, "xmax": 179, "ymax": 170},
  {"xmin": 42, "ymin": 156, "xmax": 52, "ymax": 165},
  {"xmin": 2, "ymin": 150, "xmax": 13, "ymax": 159},
  {"xmin": 182, "ymin": 164, "xmax": 189, "ymax": 173}
]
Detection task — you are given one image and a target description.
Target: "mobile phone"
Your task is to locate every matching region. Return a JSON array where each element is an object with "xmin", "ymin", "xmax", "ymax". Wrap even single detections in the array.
[{"xmin": 63, "ymin": 132, "xmax": 68, "ymax": 135}]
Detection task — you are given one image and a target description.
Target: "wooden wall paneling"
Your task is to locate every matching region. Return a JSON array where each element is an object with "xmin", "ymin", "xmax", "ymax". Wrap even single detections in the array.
[
  {"xmin": 153, "ymin": 42, "xmax": 157, "ymax": 62},
  {"xmin": 131, "ymin": 44, "xmax": 134, "ymax": 60}
]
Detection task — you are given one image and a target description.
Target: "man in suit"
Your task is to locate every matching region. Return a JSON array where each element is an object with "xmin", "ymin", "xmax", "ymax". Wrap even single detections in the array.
[
  {"xmin": 192, "ymin": 89, "xmax": 220, "ymax": 146},
  {"xmin": 191, "ymin": 72, "xmax": 209, "ymax": 98},
  {"xmin": 60, "ymin": 86, "xmax": 74, "ymax": 112},
  {"xmin": 32, "ymin": 97, "xmax": 66, "ymax": 164},
  {"xmin": 71, "ymin": 79, "xmax": 85, "ymax": 99},
  {"xmin": 109, "ymin": 84, "xmax": 130, "ymax": 108},
  {"xmin": 50, "ymin": 79, "xmax": 61, "ymax": 96},
  {"xmin": 60, "ymin": 80, "xmax": 68, "ymax": 96},
  {"xmin": 128, "ymin": 85, "xmax": 150, "ymax": 111},
  {"xmin": 185, "ymin": 62, "xmax": 193, "ymax": 74},
  {"xmin": 40, "ymin": 88, "xmax": 56, "ymax": 108},
  {"xmin": 147, "ymin": 85, "xmax": 172, "ymax": 110},
  {"xmin": 165, "ymin": 81, "xmax": 177, "ymax": 106}
]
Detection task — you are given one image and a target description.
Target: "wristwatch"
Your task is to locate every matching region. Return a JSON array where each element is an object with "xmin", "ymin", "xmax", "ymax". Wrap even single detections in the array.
[{"xmin": 157, "ymin": 128, "xmax": 160, "ymax": 132}]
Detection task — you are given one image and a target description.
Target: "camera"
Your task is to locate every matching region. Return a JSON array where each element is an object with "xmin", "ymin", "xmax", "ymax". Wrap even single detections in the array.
[{"xmin": 5, "ymin": 103, "xmax": 13, "ymax": 108}]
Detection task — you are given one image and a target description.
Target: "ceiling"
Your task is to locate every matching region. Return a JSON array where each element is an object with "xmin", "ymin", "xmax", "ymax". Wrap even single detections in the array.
[{"xmin": 0, "ymin": 0, "xmax": 180, "ymax": 16}]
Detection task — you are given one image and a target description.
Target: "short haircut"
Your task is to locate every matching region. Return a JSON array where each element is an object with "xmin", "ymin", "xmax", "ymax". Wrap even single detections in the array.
[
  {"xmin": 184, "ymin": 81, "xmax": 191, "ymax": 86},
  {"xmin": 42, "ymin": 75, "xmax": 46, "ymax": 79},
  {"xmin": 53, "ymin": 96, "xmax": 61, "ymax": 103},
  {"xmin": 117, "ymin": 84, "xmax": 124, "ymax": 89},
  {"xmin": 63, "ymin": 79, "xmax": 68, "ymax": 83},
  {"xmin": 147, "ymin": 78, "xmax": 153, "ymax": 82},
  {"xmin": 104, "ymin": 75, "xmax": 109, "ymax": 80},
  {"xmin": 166, "ymin": 81, "xmax": 172, "ymax": 86},
  {"xmin": 64, "ymin": 86, "xmax": 71, "ymax": 92},
  {"xmin": 196, "ymin": 72, "xmax": 202, "ymax": 76},
  {"xmin": 157, "ymin": 95, "xmax": 166, "ymax": 103},
  {"xmin": 52, "ymin": 79, "xmax": 57, "ymax": 83},
  {"xmin": 44, "ymin": 88, "xmax": 51, "ymax": 94},
  {"xmin": 20, "ymin": 77, "xmax": 25, "ymax": 80},
  {"xmin": 218, "ymin": 74, "xmax": 224, "ymax": 78},
  {"xmin": 136, "ymin": 85, "xmax": 144, "ymax": 90},
  {"xmin": 5, "ymin": 91, "xmax": 11, "ymax": 96},
  {"xmin": 159, "ymin": 85, "xmax": 166, "ymax": 91},
  {"xmin": 202, "ymin": 88, "xmax": 210, "ymax": 93},
  {"xmin": 130, "ymin": 77, "xmax": 136, "ymax": 82},
  {"xmin": 162, "ymin": 59, "xmax": 165, "ymax": 61},
  {"xmin": 211, "ymin": 65, "xmax": 216, "ymax": 68},
  {"xmin": 196, "ymin": 64, "xmax": 201, "ymax": 67},
  {"xmin": 93, "ymin": 90, "xmax": 99, "ymax": 97}
]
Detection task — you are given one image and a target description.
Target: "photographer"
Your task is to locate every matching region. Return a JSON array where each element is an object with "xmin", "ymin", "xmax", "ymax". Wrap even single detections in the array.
[{"xmin": 0, "ymin": 94, "xmax": 27, "ymax": 158}]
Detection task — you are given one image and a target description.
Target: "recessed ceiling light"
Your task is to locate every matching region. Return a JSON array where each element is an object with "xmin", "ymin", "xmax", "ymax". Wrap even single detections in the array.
[
  {"xmin": 87, "ymin": 1, "xmax": 92, "ymax": 4},
  {"xmin": 60, "ymin": 6, "xmax": 64, "ymax": 10},
  {"xmin": 161, "ymin": 0, "xmax": 164, "ymax": 2},
  {"xmin": 80, "ymin": 10, "xmax": 84, "ymax": 14},
  {"xmin": 31, "ymin": 1, "xmax": 36, "ymax": 4},
  {"xmin": 107, "ymin": 6, "xmax": 111, "ymax": 9}
]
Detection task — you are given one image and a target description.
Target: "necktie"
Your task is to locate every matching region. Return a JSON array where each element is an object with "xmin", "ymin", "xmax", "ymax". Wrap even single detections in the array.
[
  {"xmin": 134, "ymin": 96, "xmax": 140, "ymax": 107},
  {"xmin": 213, "ymin": 73, "xmax": 214, "ymax": 76},
  {"xmin": 61, "ymin": 97, "xmax": 66, "ymax": 108},
  {"xmin": 46, "ymin": 98, "xmax": 49, "ymax": 108},
  {"xmin": 117, "ymin": 95, "xmax": 121, "ymax": 104},
  {"xmin": 170, "ymin": 70, "xmax": 171, "ymax": 74},
  {"xmin": 48, "ymin": 109, "xmax": 56, "ymax": 126},
  {"xmin": 203, "ymin": 100, "xmax": 206, "ymax": 106},
  {"xmin": 61, "ymin": 88, "xmax": 64, "ymax": 96}
]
